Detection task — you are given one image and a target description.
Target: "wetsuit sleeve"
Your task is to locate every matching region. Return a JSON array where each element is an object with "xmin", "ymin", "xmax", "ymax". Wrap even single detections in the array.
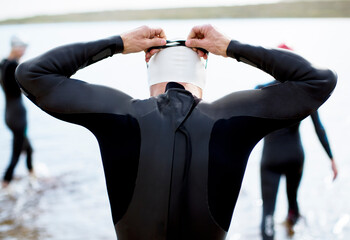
[
  {"xmin": 310, "ymin": 111, "xmax": 333, "ymax": 159},
  {"xmin": 15, "ymin": 36, "xmax": 133, "ymax": 118},
  {"xmin": 209, "ymin": 40, "xmax": 337, "ymax": 121}
]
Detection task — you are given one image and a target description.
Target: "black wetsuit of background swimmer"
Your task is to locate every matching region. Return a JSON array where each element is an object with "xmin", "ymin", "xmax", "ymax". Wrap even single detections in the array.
[
  {"xmin": 15, "ymin": 35, "xmax": 336, "ymax": 240},
  {"xmin": 0, "ymin": 59, "xmax": 33, "ymax": 183},
  {"xmin": 256, "ymin": 81, "xmax": 334, "ymax": 240}
]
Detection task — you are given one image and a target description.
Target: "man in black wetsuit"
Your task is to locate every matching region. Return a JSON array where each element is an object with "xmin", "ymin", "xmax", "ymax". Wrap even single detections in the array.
[
  {"xmin": 256, "ymin": 80, "xmax": 338, "ymax": 240},
  {"xmin": 0, "ymin": 36, "xmax": 34, "ymax": 188},
  {"xmin": 15, "ymin": 25, "xmax": 337, "ymax": 239}
]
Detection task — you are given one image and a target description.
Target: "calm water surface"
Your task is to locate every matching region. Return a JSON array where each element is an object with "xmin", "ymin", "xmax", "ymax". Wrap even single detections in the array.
[{"xmin": 0, "ymin": 19, "xmax": 349, "ymax": 239}]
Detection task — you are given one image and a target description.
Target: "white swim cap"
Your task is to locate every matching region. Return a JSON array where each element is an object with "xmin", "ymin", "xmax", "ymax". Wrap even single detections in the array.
[{"xmin": 147, "ymin": 46, "xmax": 206, "ymax": 89}]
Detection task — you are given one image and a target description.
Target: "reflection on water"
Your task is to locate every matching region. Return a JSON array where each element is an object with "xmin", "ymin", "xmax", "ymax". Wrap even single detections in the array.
[
  {"xmin": 0, "ymin": 176, "xmax": 57, "ymax": 240},
  {"xmin": 0, "ymin": 172, "xmax": 91, "ymax": 240},
  {"xmin": 1, "ymin": 18, "xmax": 350, "ymax": 239}
]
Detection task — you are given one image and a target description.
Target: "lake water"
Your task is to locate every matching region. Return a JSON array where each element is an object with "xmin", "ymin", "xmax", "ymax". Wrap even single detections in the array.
[{"xmin": 0, "ymin": 18, "xmax": 349, "ymax": 239}]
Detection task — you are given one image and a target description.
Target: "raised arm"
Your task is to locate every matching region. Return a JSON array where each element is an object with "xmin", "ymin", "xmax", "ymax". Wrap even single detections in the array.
[
  {"xmin": 15, "ymin": 26, "xmax": 166, "ymax": 119},
  {"xmin": 186, "ymin": 24, "xmax": 337, "ymax": 121}
]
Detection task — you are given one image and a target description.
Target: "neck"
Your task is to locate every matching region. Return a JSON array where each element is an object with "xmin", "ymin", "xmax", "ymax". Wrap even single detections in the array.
[
  {"xmin": 8, "ymin": 52, "xmax": 19, "ymax": 61},
  {"xmin": 150, "ymin": 82, "xmax": 202, "ymax": 98}
]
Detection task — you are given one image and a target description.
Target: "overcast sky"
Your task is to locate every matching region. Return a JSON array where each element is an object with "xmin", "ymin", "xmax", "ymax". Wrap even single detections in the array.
[{"xmin": 0, "ymin": 0, "xmax": 278, "ymax": 21}]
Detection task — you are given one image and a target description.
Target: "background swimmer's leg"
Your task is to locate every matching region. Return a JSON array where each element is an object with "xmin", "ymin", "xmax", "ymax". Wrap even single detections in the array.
[
  {"xmin": 261, "ymin": 164, "xmax": 281, "ymax": 240},
  {"xmin": 284, "ymin": 163, "xmax": 303, "ymax": 235},
  {"xmin": 285, "ymin": 164, "xmax": 303, "ymax": 221},
  {"xmin": 3, "ymin": 131, "xmax": 25, "ymax": 183},
  {"xmin": 23, "ymin": 137, "xmax": 33, "ymax": 172}
]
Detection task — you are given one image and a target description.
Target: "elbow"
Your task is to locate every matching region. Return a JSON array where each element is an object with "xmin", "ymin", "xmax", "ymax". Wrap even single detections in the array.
[
  {"xmin": 327, "ymin": 69, "xmax": 338, "ymax": 92},
  {"xmin": 324, "ymin": 69, "xmax": 338, "ymax": 94},
  {"xmin": 15, "ymin": 61, "xmax": 36, "ymax": 87},
  {"xmin": 309, "ymin": 68, "xmax": 338, "ymax": 101},
  {"xmin": 321, "ymin": 69, "xmax": 337, "ymax": 98},
  {"xmin": 298, "ymin": 68, "xmax": 338, "ymax": 115}
]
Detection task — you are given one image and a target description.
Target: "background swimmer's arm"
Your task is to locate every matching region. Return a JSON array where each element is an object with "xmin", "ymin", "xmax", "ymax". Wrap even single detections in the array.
[
  {"xmin": 310, "ymin": 111, "xmax": 334, "ymax": 159},
  {"xmin": 15, "ymin": 36, "xmax": 134, "ymax": 115},
  {"xmin": 310, "ymin": 111, "xmax": 338, "ymax": 180}
]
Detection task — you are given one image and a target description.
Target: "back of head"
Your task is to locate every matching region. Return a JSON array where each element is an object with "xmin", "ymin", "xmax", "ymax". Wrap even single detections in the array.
[
  {"xmin": 11, "ymin": 36, "xmax": 28, "ymax": 48},
  {"xmin": 147, "ymin": 46, "xmax": 206, "ymax": 90},
  {"xmin": 277, "ymin": 43, "xmax": 293, "ymax": 51}
]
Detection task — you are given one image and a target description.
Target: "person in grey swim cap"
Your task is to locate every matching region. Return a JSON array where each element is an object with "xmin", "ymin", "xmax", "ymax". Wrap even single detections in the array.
[
  {"xmin": 1, "ymin": 35, "xmax": 33, "ymax": 188},
  {"xmin": 15, "ymin": 25, "xmax": 336, "ymax": 239}
]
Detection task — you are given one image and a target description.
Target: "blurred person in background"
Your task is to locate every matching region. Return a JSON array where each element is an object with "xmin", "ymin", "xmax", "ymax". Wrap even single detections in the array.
[
  {"xmin": 0, "ymin": 36, "xmax": 34, "ymax": 188},
  {"xmin": 257, "ymin": 44, "xmax": 338, "ymax": 240},
  {"xmin": 15, "ymin": 25, "xmax": 336, "ymax": 239}
]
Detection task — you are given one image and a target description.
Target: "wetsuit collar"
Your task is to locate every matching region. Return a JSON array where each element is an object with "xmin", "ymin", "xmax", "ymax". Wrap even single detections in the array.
[
  {"xmin": 165, "ymin": 82, "xmax": 185, "ymax": 91},
  {"xmin": 165, "ymin": 82, "xmax": 202, "ymax": 103}
]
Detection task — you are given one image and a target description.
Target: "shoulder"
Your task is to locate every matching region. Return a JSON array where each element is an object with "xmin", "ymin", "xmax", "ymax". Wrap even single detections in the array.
[
  {"xmin": 131, "ymin": 97, "xmax": 158, "ymax": 117},
  {"xmin": 2, "ymin": 59, "xmax": 18, "ymax": 71},
  {"xmin": 8, "ymin": 60, "xmax": 18, "ymax": 68}
]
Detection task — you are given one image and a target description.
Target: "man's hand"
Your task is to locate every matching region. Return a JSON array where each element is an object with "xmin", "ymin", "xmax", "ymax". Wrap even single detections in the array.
[
  {"xmin": 185, "ymin": 24, "xmax": 231, "ymax": 59},
  {"xmin": 121, "ymin": 26, "xmax": 166, "ymax": 59}
]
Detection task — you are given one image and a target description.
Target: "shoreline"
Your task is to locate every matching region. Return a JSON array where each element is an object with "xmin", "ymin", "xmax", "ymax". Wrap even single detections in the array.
[{"xmin": 0, "ymin": 1, "xmax": 349, "ymax": 25}]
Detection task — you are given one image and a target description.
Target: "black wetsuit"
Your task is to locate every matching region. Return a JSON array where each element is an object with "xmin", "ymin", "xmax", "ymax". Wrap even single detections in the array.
[
  {"xmin": 15, "ymin": 35, "xmax": 336, "ymax": 239},
  {"xmin": 256, "ymin": 81, "xmax": 334, "ymax": 240},
  {"xmin": 0, "ymin": 59, "xmax": 33, "ymax": 183}
]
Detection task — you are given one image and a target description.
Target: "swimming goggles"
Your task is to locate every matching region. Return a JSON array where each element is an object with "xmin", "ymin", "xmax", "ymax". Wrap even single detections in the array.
[
  {"xmin": 147, "ymin": 40, "xmax": 208, "ymax": 55},
  {"xmin": 147, "ymin": 40, "xmax": 209, "ymax": 68}
]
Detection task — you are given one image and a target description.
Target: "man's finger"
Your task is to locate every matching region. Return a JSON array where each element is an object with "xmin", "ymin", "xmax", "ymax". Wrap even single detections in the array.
[
  {"xmin": 145, "ymin": 52, "xmax": 151, "ymax": 62},
  {"xmin": 197, "ymin": 50, "xmax": 208, "ymax": 60},
  {"xmin": 151, "ymin": 48, "xmax": 161, "ymax": 54},
  {"xmin": 147, "ymin": 38, "xmax": 167, "ymax": 49},
  {"xmin": 186, "ymin": 39, "xmax": 202, "ymax": 48},
  {"xmin": 149, "ymin": 48, "xmax": 161, "ymax": 57},
  {"xmin": 150, "ymin": 28, "xmax": 166, "ymax": 39},
  {"xmin": 145, "ymin": 49, "xmax": 161, "ymax": 62},
  {"xmin": 187, "ymin": 25, "xmax": 202, "ymax": 39},
  {"xmin": 155, "ymin": 28, "xmax": 166, "ymax": 38}
]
